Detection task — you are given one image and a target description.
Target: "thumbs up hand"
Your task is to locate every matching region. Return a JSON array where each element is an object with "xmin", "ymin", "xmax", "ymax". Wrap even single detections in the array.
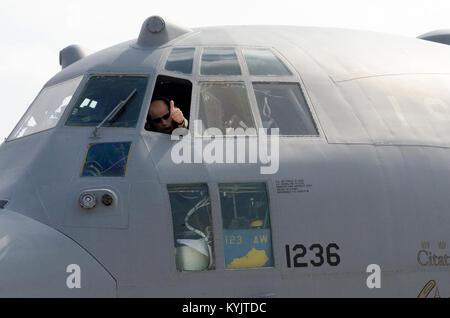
[{"xmin": 170, "ymin": 100, "xmax": 185, "ymax": 126}]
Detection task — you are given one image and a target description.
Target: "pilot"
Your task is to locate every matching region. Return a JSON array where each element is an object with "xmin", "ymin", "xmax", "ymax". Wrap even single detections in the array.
[{"xmin": 146, "ymin": 97, "xmax": 188, "ymax": 134}]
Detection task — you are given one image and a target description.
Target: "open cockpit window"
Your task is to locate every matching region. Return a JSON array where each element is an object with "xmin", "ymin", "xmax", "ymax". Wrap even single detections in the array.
[
  {"xmin": 65, "ymin": 75, "xmax": 148, "ymax": 128},
  {"xmin": 145, "ymin": 75, "xmax": 192, "ymax": 133},
  {"xmin": 168, "ymin": 184, "xmax": 215, "ymax": 272},
  {"xmin": 165, "ymin": 48, "xmax": 195, "ymax": 75},
  {"xmin": 198, "ymin": 82, "xmax": 256, "ymax": 135},
  {"xmin": 8, "ymin": 76, "xmax": 83, "ymax": 141},
  {"xmin": 243, "ymin": 49, "xmax": 292, "ymax": 76},
  {"xmin": 253, "ymin": 83, "xmax": 318, "ymax": 135}
]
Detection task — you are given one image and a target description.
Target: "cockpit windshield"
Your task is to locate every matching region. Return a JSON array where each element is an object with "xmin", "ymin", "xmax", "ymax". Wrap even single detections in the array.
[
  {"xmin": 8, "ymin": 76, "xmax": 83, "ymax": 141},
  {"xmin": 65, "ymin": 75, "xmax": 149, "ymax": 128}
]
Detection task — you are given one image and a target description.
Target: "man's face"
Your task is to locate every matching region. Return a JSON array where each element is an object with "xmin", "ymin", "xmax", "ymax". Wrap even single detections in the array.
[{"xmin": 148, "ymin": 100, "xmax": 172, "ymax": 134}]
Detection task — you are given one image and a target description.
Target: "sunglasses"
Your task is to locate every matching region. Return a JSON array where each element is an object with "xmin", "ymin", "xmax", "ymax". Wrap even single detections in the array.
[{"xmin": 151, "ymin": 112, "xmax": 170, "ymax": 123}]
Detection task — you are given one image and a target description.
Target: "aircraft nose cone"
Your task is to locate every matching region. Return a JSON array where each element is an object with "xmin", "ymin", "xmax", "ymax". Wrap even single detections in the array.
[{"xmin": 0, "ymin": 209, "xmax": 116, "ymax": 297}]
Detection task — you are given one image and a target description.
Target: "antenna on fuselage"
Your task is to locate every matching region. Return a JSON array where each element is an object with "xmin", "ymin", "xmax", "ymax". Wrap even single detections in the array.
[{"xmin": 136, "ymin": 16, "xmax": 193, "ymax": 48}]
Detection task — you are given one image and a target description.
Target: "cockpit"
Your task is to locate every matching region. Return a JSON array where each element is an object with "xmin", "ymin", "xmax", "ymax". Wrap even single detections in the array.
[{"xmin": 7, "ymin": 46, "xmax": 319, "ymax": 142}]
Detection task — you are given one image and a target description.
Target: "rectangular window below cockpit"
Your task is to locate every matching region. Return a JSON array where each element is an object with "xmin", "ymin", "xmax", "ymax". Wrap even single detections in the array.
[
  {"xmin": 168, "ymin": 184, "xmax": 215, "ymax": 272},
  {"xmin": 219, "ymin": 183, "xmax": 274, "ymax": 269}
]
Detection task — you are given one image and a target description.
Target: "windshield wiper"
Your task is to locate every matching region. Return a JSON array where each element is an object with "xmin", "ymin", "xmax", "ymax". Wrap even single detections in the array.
[{"xmin": 91, "ymin": 88, "xmax": 137, "ymax": 138}]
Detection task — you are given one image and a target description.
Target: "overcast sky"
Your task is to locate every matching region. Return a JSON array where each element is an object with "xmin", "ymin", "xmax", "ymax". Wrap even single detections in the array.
[{"xmin": 0, "ymin": 0, "xmax": 449, "ymax": 141}]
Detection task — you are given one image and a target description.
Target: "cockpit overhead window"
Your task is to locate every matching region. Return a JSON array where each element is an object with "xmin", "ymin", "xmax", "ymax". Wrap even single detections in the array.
[
  {"xmin": 8, "ymin": 76, "xmax": 83, "ymax": 141},
  {"xmin": 243, "ymin": 49, "xmax": 292, "ymax": 76},
  {"xmin": 165, "ymin": 48, "xmax": 195, "ymax": 75},
  {"xmin": 65, "ymin": 75, "xmax": 149, "ymax": 128},
  {"xmin": 253, "ymin": 83, "xmax": 319, "ymax": 135},
  {"xmin": 198, "ymin": 82, "xmax": 256, "ymax": 134},
  {"xmin": 200, "ymin": 48, "xmax": 242, "ymax": 76}
]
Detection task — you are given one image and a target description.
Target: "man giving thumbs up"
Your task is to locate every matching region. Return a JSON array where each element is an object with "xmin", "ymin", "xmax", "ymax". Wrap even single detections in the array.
[{"xmin": 146, "ymin": 97, "xmax": 188, "ymax": 134}]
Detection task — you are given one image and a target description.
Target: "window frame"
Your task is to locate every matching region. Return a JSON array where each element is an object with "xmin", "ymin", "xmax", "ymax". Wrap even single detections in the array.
[
  {"xmin": 241, "ymin": 47, "xmax": 322, "ymax": 138},
  {"xmin": 251, "ymin": 81, "xmax": 320, "ymax": 137},
  {"xmin": 166, "ymin": 182, "xmax": 218, "ymax": 273},
  {"xmin": 79, "ymin": 141, "xmax": 133, "ymax": 178},
  {"xmin": 143, "ymin": 74, "xmax": 194, "ymax": 135},
  {"xmin": 63, "ymin": 73, "xmax": 151, "ymax": 130},
  {"xmin": 195, "ymin": 80, "xmax": 258, "ymax": 137},
  {"xmin": 199, "ymin": 47, "xmax": 243, "ymax": 77},
  {"xmin": 191, "ymin": 47, "xmax": 261, "ymax": 138},
  {"xmin": 242, "ymin": 48, "xmax": 293, "ymax": 77},
  {"xmin": 6, "ymin": 74, "xmax": 85, "ymax": 142},
  {"xmin": 146, "ymin": 45, "xmax": 323, "ymax": 139},
  {"xmin": 218, "ymin": 181, "xmax": 276, "ymax": 270},
  {"xmin": 165, "ymin": 181, "xmax": 278, "ymax": 273},
  {"xmin": 141, "ymin": 46, "xmax": 197, "ymax": 136},
  {"xmin": 199, "ymin": 46, "xmax": 321, "ymax": 138},
  {"xmin": 164, "ymin": 47, "xmax": 196, "ymax": 76}
]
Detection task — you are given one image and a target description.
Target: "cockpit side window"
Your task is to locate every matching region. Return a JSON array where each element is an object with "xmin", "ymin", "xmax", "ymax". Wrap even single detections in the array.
[
  {"xmin": 8, "ymin": 76, "xmax": 83, "ymax": 141},
  {"xmin": 65, "ymin": 75, "xmax": 148, "ymax": 128},
  {"xmin": 252, "ymin": 83, "xmax": 319, "ymax": 136},
  {"xmin": 198, "ymin": 82, "xmax": 256, "ymax": 134},
  {"xmin": 167, "ymin": 184, "xmax": 215, "ymax": 272}
]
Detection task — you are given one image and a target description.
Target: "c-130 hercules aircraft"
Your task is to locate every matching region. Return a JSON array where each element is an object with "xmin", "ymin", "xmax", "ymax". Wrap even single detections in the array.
[{"xmin": 0, "ymin": 16, "xmax": 448, "ymax": 297}]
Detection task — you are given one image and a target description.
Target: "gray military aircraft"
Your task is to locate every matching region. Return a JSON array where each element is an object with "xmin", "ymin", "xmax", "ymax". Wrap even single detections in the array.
[{"xmin": 0, "ymin": 16, "xmax": 449, "ymax": 297}]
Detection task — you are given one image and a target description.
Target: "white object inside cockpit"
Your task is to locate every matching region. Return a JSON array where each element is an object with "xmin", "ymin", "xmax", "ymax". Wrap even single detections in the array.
[{"xmin": 176, "ymin": 238, "xmax": 210, "ymax": 271}]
